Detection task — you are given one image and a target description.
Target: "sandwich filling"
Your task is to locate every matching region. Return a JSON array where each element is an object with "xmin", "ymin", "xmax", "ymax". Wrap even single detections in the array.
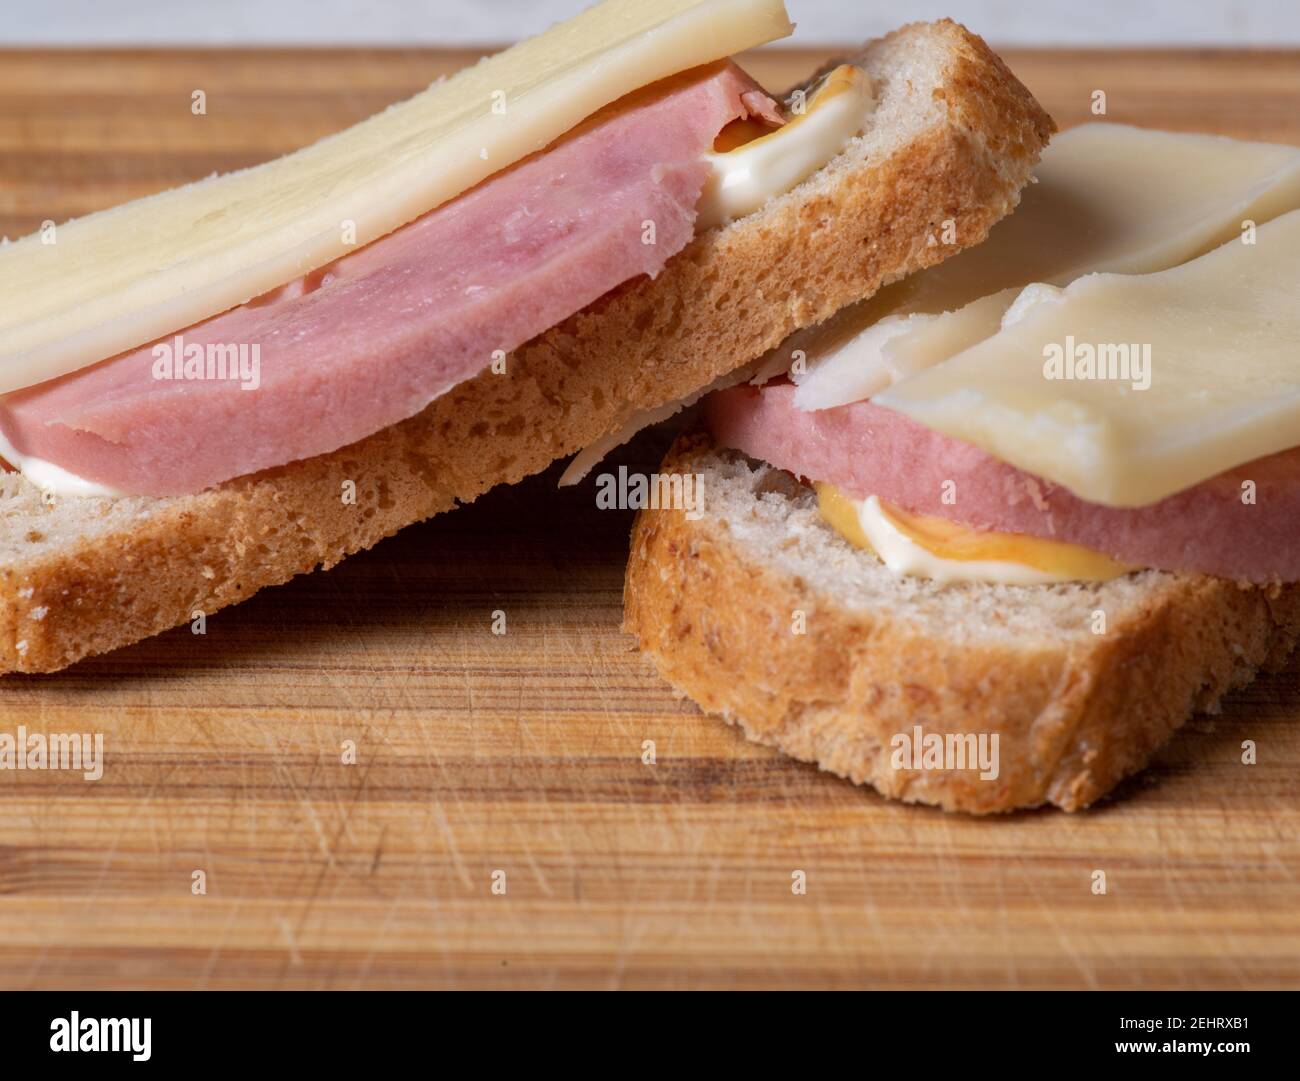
[
  {"xmin": 707, "ymin": 380, "xmax": 1300, "ymax": 584},
  {"xmin": 698, "ymin": 64, "xmax": 873, "ymax": 229},
  {"xmin": 0, "ymin": 63, "xmax": 786, "ymax": 497},
  {"xmin": 0, "ymin": 0, "xmax": 798, "ymax": 389},
  {"xmin": 698, "ymin": 125, "xmax": 1300, "ymax": 587},
  {"xmin": 814, "ymin": 483, "xmax": 1129, "ymax": 586},
  {"xmin": 0, "ymin": 56, "xmax": 876, "ymax": 499}
]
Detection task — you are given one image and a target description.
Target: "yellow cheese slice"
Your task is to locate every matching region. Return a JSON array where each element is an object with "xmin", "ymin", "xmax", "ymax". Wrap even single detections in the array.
[
  {"xmin": 790, "ymin": 123, "xmax": 1300, "ymax": 410},
  {"xmin": 815, "ymin": 483, "xmax": 1128, "ymax": 585},
  {"xmin": 875, "ymin": 209, "xmax": 1300, "ymax": 508},
  {"xmin": 0, "ymin": 0, "xmax": 792, "ymax": 394},
  {"xmin": 696, "ymin": 64, "xmax": 874, "ymax": 230}
]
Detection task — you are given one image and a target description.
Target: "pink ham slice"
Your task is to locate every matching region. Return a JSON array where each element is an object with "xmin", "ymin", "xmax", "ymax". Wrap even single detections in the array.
[
  {"xmin": 707, "ymin": 382, "xmax": 1300, "ymax": 583},
  {"xmin": 0, "ymin": 62, "xmax": 781, "ymax": 496}
]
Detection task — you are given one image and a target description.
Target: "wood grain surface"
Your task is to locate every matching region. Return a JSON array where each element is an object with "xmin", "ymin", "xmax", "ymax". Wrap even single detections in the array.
[{"xmin": 1, "ymin": 45, "xmax": 1298, "ymax": 990}]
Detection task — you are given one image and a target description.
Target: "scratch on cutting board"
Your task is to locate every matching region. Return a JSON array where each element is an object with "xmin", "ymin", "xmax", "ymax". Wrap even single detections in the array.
[
  {"xmin": 517, "ymin": 833, "xmax": 555, "ymax": 898},
  {"xmin": 276, "ymin": 915, "xmax": 304, "ymax": 966},
  {"xmin": 1019, "ymin": 854, "xmax": 1100, "ymax": 990},
  {"xmin": 369, "ymin": 824, "xmax": 388, "ymax": 875},
  {"xmin": 197, "ymin": 897, "xmax": 247, "ymax": 991},
  {"xmin": 427, "ymin": 797, "xmax": 474, "ymax": 892}
]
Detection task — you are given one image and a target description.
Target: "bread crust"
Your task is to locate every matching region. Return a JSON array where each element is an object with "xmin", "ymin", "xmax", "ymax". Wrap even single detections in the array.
[
  {"xmin": 622, "ymin": 433, "xmax": 1300, "ymax": 813},
  {"xmin": 0, "ymin": 21, "xmax": 1053, "ymax": 673}
]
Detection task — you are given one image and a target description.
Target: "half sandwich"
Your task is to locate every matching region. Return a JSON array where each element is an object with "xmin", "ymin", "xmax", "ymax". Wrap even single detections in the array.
[
  {"xmin": 0, "ymin": 1, "xmax": 1052, "ymax": 673},
  {"xmin": 624, "ymin": 123, "xmax": 1300, "ymax": 813}
]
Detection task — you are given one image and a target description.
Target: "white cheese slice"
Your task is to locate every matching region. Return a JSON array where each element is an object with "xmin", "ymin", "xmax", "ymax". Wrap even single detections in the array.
[
  {"xmin": 875, "ymin": 209, "xmax": 1300, "ymax": 508},
  {"xmin": 790, "ymin": 123, "xmax": 1300, "ymax": 410},
  {"xmin": 0, "ymin": 0, "xmax": 792, "ymax": 394}
]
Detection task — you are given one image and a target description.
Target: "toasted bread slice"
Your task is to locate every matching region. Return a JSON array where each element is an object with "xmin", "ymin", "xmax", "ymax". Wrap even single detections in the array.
[
  {"xmin": 622, "ymin": 432, "xmax": 1300, "ymax": 813},
  {"xmin": 0, "ymin": 20, "xmax": 1052, "ymax": 673}
]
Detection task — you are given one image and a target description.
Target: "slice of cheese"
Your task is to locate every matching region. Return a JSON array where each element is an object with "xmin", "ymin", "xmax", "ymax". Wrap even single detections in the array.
[
  {"xmin": 815, "ymin": 483, "xmax": 1128, "ymax": 585},
  {"xmin": 696, "ymin": 63, "xmax": 874, "ymax": 230},
  {"xmin": 0, "ymin": 0, "xmax": 792, "ymax": 394},
  {"xmin": 790, "ymin": 123, "xmax": 1300, "ymax": 410},
  {"xmin": 875, "ymin": 209, "xmax": 1300, "ymax": 508}
]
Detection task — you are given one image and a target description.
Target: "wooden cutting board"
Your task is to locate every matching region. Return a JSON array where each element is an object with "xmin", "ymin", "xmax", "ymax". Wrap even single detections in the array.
[{"xmin": 1, "ymin": 46, "xmax": 1298, "ymax": 990}]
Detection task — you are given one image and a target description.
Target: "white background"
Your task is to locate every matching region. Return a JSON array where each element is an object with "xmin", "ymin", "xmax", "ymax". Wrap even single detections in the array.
[{"xmin": 3, "ymin": 0, "xmax": 1298, "ymax": 47}]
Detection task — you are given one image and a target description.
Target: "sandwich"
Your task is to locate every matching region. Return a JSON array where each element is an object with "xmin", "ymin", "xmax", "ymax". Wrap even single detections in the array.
[
  {"xmin": 0, "ymin": 0, "xmax": 1052, "ymax": 673},
  {"xmin": 623, "ymin": 122, "xmax": 1300, "ymax": 813}
]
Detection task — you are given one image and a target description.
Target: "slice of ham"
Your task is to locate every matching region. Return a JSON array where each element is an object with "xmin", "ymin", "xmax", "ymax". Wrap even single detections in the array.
[
  {"xmin": 707, "ymin": 382, "xmax": 1300, "ymax": 583},
  {"xmin": 0, "ymin": 61, "xmax": 781, "ymax": 497}
]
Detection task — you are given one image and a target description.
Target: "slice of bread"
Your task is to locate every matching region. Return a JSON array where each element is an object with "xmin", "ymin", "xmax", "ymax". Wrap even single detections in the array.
[
  {"xmin": 0, "ymin": 20, "xmax": 1052, "ymax": 673},
  {"xmin": 623, "ymin": 432, "xmax": 1300, "ymax": 813}
]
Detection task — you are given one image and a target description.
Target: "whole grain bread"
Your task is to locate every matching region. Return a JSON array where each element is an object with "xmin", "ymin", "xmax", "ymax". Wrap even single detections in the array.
[
  {"xmin": 622, "ymin": 433, "xmax": 1300, "ymax": 813},
  {"xmin": 0, "ymin": 20, "xmax": 1052, "ymax": 673}
]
